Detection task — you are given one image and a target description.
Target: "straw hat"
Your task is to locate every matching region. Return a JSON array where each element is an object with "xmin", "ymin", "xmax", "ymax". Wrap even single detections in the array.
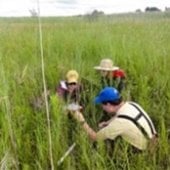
[
  {"xmin": 94, "ymin": 59, "xmax": 119, "ymax": 71},
  {"xmin": 66, "ymin": 70, "xmax": 79, "ymax": 83}
]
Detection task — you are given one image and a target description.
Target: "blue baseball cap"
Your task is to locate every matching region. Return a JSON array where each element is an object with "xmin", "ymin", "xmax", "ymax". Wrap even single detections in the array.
[{"xmin": 94, "ymin": 87, "xmax": 121, "ymax": 104}]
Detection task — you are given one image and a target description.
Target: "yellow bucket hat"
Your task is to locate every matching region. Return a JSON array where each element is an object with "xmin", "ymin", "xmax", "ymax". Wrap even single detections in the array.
[{"xmin": 66, "ymin": 70, "xmax": 79, "ymax": 83}]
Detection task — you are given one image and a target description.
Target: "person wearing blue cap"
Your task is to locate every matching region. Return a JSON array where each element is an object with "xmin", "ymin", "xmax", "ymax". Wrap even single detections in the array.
[{"xmin": 69, "ymin": 87, "xmax": 158, "ymax": 152}]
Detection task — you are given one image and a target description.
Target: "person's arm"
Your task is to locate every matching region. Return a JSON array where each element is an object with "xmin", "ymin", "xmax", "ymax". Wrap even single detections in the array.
[
  {"xmin": 82, "ymin": 122, "xmax": 97, "ymax": 141},
  {"xmin": 71, "ymin": 111, "xmax": 97, "ymax": 141},
  {"xmin": 56, "ymin": 86, "xmax": 65, "ymax": 97},
  {"xmin": 56, "ymin": 81, "xmax": 68, "ymax": 98},
  {"xmin": 70, "ymin": 111, "xmax": 122, "ymax": 142}
]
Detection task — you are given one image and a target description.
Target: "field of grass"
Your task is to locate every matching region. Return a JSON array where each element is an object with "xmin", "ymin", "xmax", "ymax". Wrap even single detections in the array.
[{"xmin": 0, "ymin": 12, "xmax": 170, "ymax": 169}]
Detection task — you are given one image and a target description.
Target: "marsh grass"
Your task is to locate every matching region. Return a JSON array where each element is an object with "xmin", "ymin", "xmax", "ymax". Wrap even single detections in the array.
[{"xmin": 0, "ymin": 13, "xmax": 170, "ymax": 169}]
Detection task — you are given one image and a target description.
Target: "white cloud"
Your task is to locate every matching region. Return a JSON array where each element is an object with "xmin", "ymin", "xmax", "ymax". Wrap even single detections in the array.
[{"xmin": 0, "ymin": 0, "xmax": 170, "ymax": 17}]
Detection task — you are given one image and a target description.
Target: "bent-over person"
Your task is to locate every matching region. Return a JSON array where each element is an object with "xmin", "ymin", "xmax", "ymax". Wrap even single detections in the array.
[{"xmin": 68, "ymin": 87, "xmax": 158, "ymax": 153}]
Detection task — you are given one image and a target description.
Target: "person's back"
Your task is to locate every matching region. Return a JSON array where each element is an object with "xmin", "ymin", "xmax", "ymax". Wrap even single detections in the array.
[{"xmin": 98, "ymin": 101, "xmax": 157, "ymax": 150}]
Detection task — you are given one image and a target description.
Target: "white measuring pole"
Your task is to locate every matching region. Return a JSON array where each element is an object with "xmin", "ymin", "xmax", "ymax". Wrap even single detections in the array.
[
  {"xmin": 37, "ymin": 0, "xmax": 54, "ymax": 169},
  {"xmin": 57, "ymin": 143, "xmax": 76, "ymax": 166}
]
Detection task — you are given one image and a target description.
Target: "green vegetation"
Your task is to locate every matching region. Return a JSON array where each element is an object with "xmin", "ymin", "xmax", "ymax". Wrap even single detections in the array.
[{"xmin": 0, "ymin": 13, "xmax": 170, "ymax": 169}]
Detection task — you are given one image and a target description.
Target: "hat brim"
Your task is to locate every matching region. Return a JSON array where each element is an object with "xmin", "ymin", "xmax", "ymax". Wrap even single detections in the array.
[
  {"xmin": 67, "ymin": 78, "xmax": 78, "ymax": 83},
  {"xmin": 94, "ymin": 66, "xmax": 119, "ymax": 71}
]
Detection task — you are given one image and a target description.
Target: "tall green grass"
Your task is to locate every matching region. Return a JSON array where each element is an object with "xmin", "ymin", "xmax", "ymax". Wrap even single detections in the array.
[{"xmin": 0, "ymin": 13, "xmax": 170, "ymax": 169}]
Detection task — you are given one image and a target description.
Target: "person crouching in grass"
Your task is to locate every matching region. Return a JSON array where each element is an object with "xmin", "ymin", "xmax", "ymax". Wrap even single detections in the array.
[
  {"xmin": 56, "ymin": 70, "xmax": 82, "ymax": 106},
  {"xmin": 94, "ymin": 58, "xmax": 126, "ymax": 93},
  {"xmin": 56, "ymin": 69, "xmax": 85, "ymax": 146},
  {"xmin": 68, "ymin": 87, "xmax": 158, "ymax": 153}
]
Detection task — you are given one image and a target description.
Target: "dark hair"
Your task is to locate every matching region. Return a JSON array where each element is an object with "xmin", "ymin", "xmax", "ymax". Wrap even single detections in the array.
[{"xmin": 102, "ymin": 96, "xmax": 123, "ymax": 106}]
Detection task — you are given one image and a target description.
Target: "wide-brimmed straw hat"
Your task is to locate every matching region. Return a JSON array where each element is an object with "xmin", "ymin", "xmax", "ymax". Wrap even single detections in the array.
[
  {"xmin": 66, "ymin": 70, "xmax": 79, "ymax": 83},
  {"xmin": 94, "ymin": 59, "xmax": 119, "ymax": 71}
]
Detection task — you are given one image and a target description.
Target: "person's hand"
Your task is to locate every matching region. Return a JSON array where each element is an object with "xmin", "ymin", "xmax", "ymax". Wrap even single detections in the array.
[
  {"xmin": 70, "ymin": 111, "xmax": 85, "ymax": 123},
  {"xmin": 65, "ymin": 103, "xmax": 82, "ymax": 112}
]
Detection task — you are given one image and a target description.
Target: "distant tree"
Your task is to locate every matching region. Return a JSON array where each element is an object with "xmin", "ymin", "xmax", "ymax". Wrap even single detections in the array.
[
  {"xmin": 29, "ymin": 9, "xmax": 38, "ymax": 17},
  {"xmin": 135, "ymin": 9, "xmax": 142, "ymax": 13},
  {"xmin": 145, "ymin": 7, "xmax": 161, "ymax": 12},
  {"xmin": 91, "ymin": 9, "xmax": 104, "ymax": 16},
  {"xmin": 84, "ymin": 9, "xmax": 105, "ymax": 21}
]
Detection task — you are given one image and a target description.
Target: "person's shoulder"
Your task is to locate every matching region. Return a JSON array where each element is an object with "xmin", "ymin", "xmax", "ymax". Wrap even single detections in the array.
[
  {"xmin": 113, "ymin": 68, "xmax": 126, "ymax": 78},
  {"xmin": 56, "ymin": 80, "xmax": 67, "ymax": 94},
  {"xmin": 117, "ymin": 102, "xmax": 133, "ymax": 115},
  {"xmin": 59, "ymin": 80, "xmax": 67, "ymax": 90}
]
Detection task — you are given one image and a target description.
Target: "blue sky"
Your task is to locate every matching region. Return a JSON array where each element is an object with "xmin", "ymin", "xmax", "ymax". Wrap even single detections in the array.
[{"xmin": 0, "ymin": 0, "xmax": 169, "ymax": 17}]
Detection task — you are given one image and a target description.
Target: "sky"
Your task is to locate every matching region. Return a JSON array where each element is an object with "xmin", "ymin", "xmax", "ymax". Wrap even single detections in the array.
[{"xmin": 0, "ymin": 0, "xmax": 170, "ymax": 17}]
